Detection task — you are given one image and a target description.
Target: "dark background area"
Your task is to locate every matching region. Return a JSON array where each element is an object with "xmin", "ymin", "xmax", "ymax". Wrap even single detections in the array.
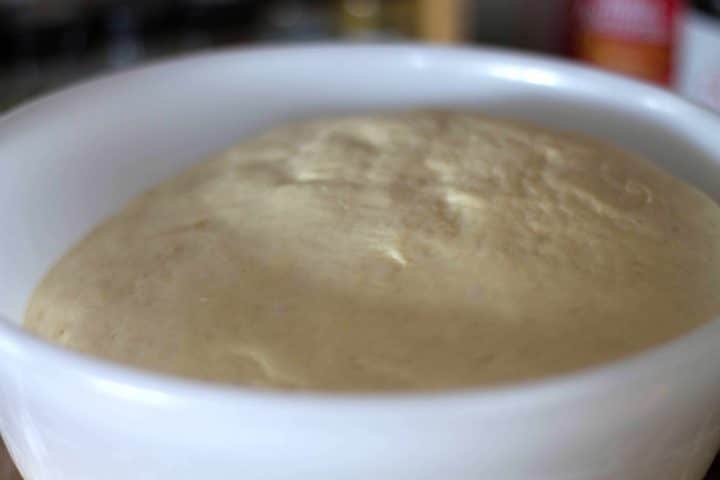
[{"xmin": 2, "ymin": 0, "xmax": 719, "ymax": 111}]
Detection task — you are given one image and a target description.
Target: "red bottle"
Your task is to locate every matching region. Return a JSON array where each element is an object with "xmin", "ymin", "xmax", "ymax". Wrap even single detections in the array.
[{"xmin": 570, "ymin": 0, "xmax": 683, "ymax": 85}]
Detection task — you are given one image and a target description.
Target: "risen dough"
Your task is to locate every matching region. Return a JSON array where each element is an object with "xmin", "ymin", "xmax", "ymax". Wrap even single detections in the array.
[{"xmin": 24, "ymin": 111, "xmax": 720, "ymax": 390}]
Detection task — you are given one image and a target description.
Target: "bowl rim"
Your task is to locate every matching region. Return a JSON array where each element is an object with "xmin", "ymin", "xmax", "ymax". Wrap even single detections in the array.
[{"xmin": 1, "ymin": 43, "xmax": 719, "ymax": 415}]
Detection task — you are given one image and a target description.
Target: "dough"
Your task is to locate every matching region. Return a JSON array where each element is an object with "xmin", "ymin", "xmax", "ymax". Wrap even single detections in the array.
[{"xmin": 24, "ymin": 111, "xmax": 720, "ymax": 391}]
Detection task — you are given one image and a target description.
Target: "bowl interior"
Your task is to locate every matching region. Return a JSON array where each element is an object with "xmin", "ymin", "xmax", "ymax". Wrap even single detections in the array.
[{"xmin": 1, "ymin": 45, "xmax": 719, "ymax": 326}]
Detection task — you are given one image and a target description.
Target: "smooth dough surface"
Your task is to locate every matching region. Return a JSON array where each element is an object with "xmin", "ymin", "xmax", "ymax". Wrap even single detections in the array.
[{"xmin": 24, "ymin": 111, "xmax": 720, "ymax": 391}]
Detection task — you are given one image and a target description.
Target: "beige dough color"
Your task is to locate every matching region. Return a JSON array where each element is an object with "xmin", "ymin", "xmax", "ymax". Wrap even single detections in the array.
[{"xmin": 24, "ymin": 111, "xmax": 720, "ymax": 391}]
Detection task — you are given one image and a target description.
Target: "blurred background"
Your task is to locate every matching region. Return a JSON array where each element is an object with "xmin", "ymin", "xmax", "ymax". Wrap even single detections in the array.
[{"xmin": 0, "ymin": 0, "xmax": 719, "ymax": 113}]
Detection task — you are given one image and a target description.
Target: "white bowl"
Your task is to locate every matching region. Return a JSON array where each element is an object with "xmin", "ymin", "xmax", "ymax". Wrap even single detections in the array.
[{"xmin": 1, "ymin": 45, "xmax": 719, "ymax": 480}]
